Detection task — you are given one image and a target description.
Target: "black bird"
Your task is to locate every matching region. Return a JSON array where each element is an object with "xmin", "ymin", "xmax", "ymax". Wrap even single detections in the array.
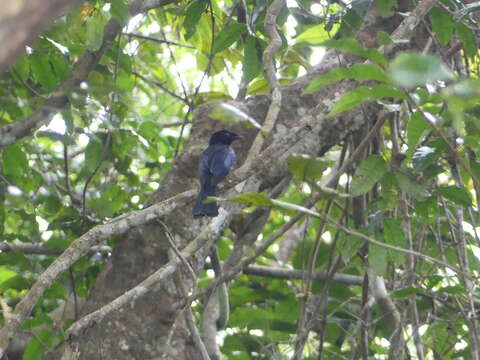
[{"xmin": 193, "ymin": 130, "xmax": 242, "ymax": 218}]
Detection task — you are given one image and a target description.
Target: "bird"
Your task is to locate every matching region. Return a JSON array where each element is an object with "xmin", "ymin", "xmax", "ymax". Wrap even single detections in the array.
[{"xmin": 193, "ymin": 129, "xmax": 242, "ymax": 218}]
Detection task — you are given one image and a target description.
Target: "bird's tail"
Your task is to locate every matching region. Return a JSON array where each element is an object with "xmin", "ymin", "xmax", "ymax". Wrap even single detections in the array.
[{"xmin": 193, "ymin": 185, "xmax": 218, "ymax": 217}]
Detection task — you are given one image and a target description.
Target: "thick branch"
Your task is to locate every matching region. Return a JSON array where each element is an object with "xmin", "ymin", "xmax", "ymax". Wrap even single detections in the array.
[
  {"xmin": 65, "ymin": 212, "xmax": 231, "ymax": 339},
  {"xmin": 0, "ymin": 241, "xmax": 111, "ymax": 255}
]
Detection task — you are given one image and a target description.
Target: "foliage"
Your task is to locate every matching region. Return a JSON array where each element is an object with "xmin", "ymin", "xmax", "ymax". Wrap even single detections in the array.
[{"xmin": 1, "ymin": 0, "xmax": 480, "ymax": 359}]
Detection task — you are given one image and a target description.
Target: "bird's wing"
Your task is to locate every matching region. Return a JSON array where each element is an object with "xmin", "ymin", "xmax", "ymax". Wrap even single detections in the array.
[{"xmin": 206, "ymin": 145, "xmax": 236, "ymax": 183}]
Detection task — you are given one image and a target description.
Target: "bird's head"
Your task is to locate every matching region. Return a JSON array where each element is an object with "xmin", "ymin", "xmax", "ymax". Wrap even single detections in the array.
[{"xmin": 209, "ymin": 129, "xmax": 243, "ymax": 145}]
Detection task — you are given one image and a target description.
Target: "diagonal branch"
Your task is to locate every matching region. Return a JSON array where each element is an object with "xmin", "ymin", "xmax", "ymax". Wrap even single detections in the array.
[
  {"xmin": 0, "ymin": 189, "xmax": 195, "ymax": 357},
  {"xmin": 0, "ymin": 241, "xmax": 111, "ymax": 255},
  {"xmin": 64, "ymin": 211, "xmax": 232, "ymax": 340}
]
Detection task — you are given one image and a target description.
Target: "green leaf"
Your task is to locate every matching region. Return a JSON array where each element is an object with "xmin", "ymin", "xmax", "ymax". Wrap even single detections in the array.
[
  {"xmin": 23, "ymin": 329, "xmax": 56, "ymax": 360},
  {"xmin": 295, "ymin": 24, "xmax": 332, "ymax": 44},
  {"xmin": 22, "ymin": 313, "xmax": 54, "ymax": 330},
  {"xmin": 44, "ymin": 281, "xmax": 67, "ymax": 300},
  {"xmin": 428, "ymin": 8, "xmax": 454, "ymax": 45},
  {"xmin": 304, "ymin": 64, "xmax": 388, "ymax": 93},
  {"xmin": 117, "ymin": 69, "xmax": 134, "ymax": 91},
  {"xmin": 328, "ymin": 84, "xmax": 405, "ymax": 117},
  {"xmin": 383, "ymin": 218, "xmax": 405, "ymax": 264},
  {"xmin": 412, "ymin": 146, "xmax": 437, "ymax": 174},
  {"xmin": 232, "ymin": 192, "xmax": 272, "ymax": 207},
  {"xmin": 443, "ymin": 79, "xmax": 480, "ymax": 101},
  {"xmin": 438, "ymin": 285, "xmax": 464, "ymax": 295},
  {"xmin": 436, "ymin": 185, "xmax": 472, "ymax": 207},
  {"xmin": 374, "ymin": 0, "xmax": 397, "ymax": 17},
  {"xmin": 213, "ymin": 23, "xmax": 247, "ymax": 54},
  {"xmin": 184, "ymin": 0, "xmax": 208, "ymax": 40},
  {"xmin": 23, "ymin": 337, "xmax": 43, "ymax": 360},
  {"xmin": 30, "ymin": 53, "xmax": 56, "ymax": 90},
  {"xmin": 0, "ymin": 274, "xmax": 29, "ymax": 292},
  {"xmin": 85, "ymin": 15, "xmax": 105, "ymax": 51},
  {"xmin": 338, "ymin": 234, "xmax": 363, "ymax": 262},
  {"xmin": 0, "ymin": 183, "xmax": 4, "ymax": 236},
  {"xmin": 456, "ymin": 23, "xmax": 476, "ymax": 58},
  {"xmin": 243, "ymin": 36, "xmax": 262, "ymax": 83},
  {"xmin": 380, "ymin": 172, "xmax": 400, "ymax": 211},
  {"xmin": 287, "ymin": 154, "xmax": 329, "ymax": 181},
  {"xmin": 50, "ymin": 54, "xmax": 71, "ymax": 83},
  {"xmin": 350, "ymin": 155, "xmax": 387, "ymax": 197},
  {"xmin": 111, "ymin": 0, "xmax": 130, "ymax": 26},
  {"xmin": 0, "ymin": 266, "xmax": 17, "ymax": 285},
  {"xmin": 392, "ymin": 286, "xmax": 425, "ymax": 299},
  {"xmin": 377, "ymin": 31, "xmax": 393, "ymax": 45},
  {"xmin": 369, "ymin": 245, "xmax": 388, "ymax": 275},
  {"xmin": 395, "ymin": 171, "xmax": 429, "ymax": 200},
  {"xmin": 196, "ymin": 91, "xmax": 231, "ymax": 104},
  {"xmin": 407, "ymin": 111, "xmax": 429, "ymax": 151},
  {"xmin": 3, "ymin": 144, "xmax": 28, "ymax": 178},
  {"xmin": 320, "ymin": 38, "xmax": 387, "ymax": 66},
  {"xmin": 138, "ymin": 121, "xmax": 161, "ymax": 142},
  {"xmin": 383, "ymin": 218, "xmax": 404, "ymax": 246},
  {"xmin": 84, "ymin": 134, "xmax": 107, "ymax": 171},
  {"xmin": 389, "ymin": 53, "xmax": 455, "ymax": 88},
  {"xmin": 13, "ymin": 56, "xmax": 30, "ymax": 81}
]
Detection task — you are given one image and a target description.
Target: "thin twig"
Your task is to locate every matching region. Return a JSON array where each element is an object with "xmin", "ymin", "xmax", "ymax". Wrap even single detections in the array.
[
  {"xmin": 244, "ymin": 0, "xmax": 285, "ymax": 163},
  {"xmin": 133, "ymin": 71, "xmax": 191, "ymax": 106},
  {"xmin": 122, "ymin": 32, "xmax": 195, "ymax": 48},
  {"xmin": 176, "ymin": 212, "xmax": 305, "ymax": 310},
  {"xmin": 159, "ymin": 219, "xmax": 197, "ymax": 289},
  {"xmin": 173, "ymin": 268, "xmax": 211, "ymax": 360},
  {"xmin": 271, "ymin": 199, "xmax": 476, "ymax": 282},
  {"xmin": 242, "ymin": 265, "xmax": 364, "ymax": 285}
]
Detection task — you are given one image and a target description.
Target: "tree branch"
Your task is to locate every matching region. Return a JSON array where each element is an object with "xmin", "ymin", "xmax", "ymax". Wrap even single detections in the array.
[
  {"xmin": 0, "ymin": 189, "xmax": 195, "ymax": 357},
  {"xmin": 65, "ymin": 211, "xmax": 232, "ymax": 339},
  {"xmin": 243, "ymin": 265, "xmax": 364, "ymax": 285},
  {"xmin": 0, "ymin": 241, "xmax": 111, "ymax": 255},
  {"xmin": 244, "ymin": 0, "xmax": 285, "ymax": 163}
]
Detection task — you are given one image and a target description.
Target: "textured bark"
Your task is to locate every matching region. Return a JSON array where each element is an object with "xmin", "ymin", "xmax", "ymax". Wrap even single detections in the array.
[{"xmin": 57, "ymin": 2, "xmax": 426, "ymax": 359}]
